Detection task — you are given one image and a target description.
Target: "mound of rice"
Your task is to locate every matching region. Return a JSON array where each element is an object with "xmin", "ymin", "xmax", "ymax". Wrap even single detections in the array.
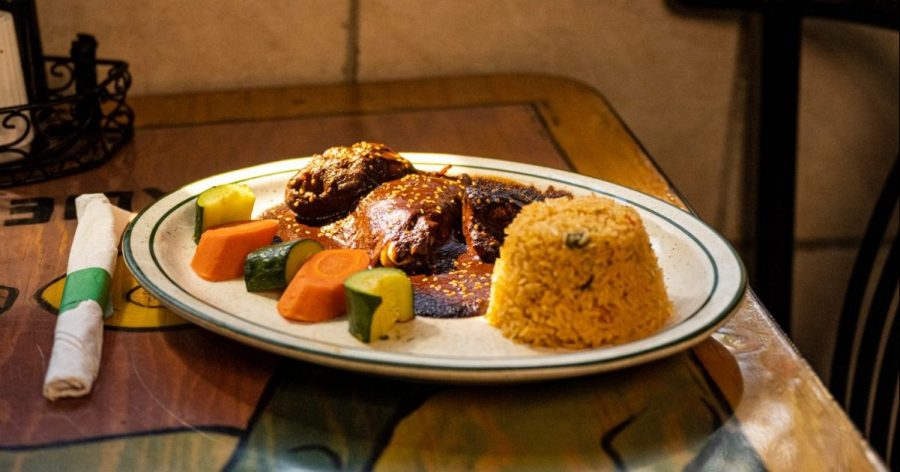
[{"xmin": 485, "ymin": 195, "xmax": 672, "ymax": 349}]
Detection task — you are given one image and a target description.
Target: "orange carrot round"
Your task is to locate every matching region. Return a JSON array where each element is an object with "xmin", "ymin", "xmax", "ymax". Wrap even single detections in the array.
[
  {"xmin": 297, "ymin": 248, "xmax": 370, "ymax": 281},
  {"xmin": 277, "ymin": 248, "xmax": 369, "ymax": 322}
]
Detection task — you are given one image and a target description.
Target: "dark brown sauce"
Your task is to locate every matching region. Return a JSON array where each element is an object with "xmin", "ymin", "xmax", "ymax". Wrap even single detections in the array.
[
  {"xmin": 261, "ymin": 204, "xmax": 493, "ymax": 318},
  {"xmin": 262, "ymin": 205, "xmax": 342, "ymax": 249}
]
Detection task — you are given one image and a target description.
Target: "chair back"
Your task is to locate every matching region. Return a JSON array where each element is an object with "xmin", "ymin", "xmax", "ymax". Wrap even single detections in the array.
[{"xmin": 829, "ymin": 156, "xmax": 898, "ymax": 469}]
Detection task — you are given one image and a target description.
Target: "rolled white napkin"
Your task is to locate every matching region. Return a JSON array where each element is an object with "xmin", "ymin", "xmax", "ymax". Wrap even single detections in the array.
[{"xmin": 43, "ymin": 194, "xmax": 132, "ymax": 401}]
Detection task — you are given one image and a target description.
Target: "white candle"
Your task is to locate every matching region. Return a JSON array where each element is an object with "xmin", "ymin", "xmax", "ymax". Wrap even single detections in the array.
[{"xmin": 0, "ymin": 10, "xmax": 32, "ymax": 163}]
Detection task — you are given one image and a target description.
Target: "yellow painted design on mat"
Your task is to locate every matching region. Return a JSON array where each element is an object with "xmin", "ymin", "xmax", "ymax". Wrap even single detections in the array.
[
  {"xmin": 40, "ymin": 256, "xmax": 188, "ymax": 329},
  {"xmin": 376, "ymin": 353, "xmax": 733, "ymax": 470}
]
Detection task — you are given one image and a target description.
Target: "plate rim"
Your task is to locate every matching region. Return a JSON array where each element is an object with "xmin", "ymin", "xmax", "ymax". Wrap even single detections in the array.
[{"xmin": 123, "ymin": 153, "xmax": 747, "ymax": 379}]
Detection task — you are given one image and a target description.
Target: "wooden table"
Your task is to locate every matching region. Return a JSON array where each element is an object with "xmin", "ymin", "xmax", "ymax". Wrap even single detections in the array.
[{"xmin": 0, "ymin": 75, "xmax": 885, "ymax": 470}]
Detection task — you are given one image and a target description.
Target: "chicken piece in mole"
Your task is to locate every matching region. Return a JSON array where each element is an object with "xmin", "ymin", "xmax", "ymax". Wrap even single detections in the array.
[
  {"xmin": 321, "ymin": 173, "xmax": 466, "ymax": 274},
  {"xmin": 285, "ymin": 142, "xmax": 414, "ymax": 225},
  {"xmin": 461, "ymin": 175, "xmax": 571, "ymax": 263}
]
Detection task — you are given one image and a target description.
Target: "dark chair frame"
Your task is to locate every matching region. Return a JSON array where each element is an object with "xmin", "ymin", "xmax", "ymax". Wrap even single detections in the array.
[
  {"xmin": 672, "ymin": 0, "xmax": 898, "ymax": 466},
  {"xmin": 829, "ymin": 156, "xmax": 897, "ymax": 469}
]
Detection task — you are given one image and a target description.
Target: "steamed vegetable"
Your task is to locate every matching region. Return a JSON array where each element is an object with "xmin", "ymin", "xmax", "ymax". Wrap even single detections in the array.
[
  {"xmin": 276, "ymin": 248, "xmax": 369, "ymax": 322},
  {"xmin": 244, "ymin": 239, "xmax": 324, "ymax": 292},
  {"xmin": 193, "ymin": 184, "xmax": 256, "ymax": 243},
  {"xmin": 190, "ymin": 219, "xmax": 278, "ymax": 281},
  {"xmin": 345, "ymin": 267, "xmax": 414, "ymax": 343}
]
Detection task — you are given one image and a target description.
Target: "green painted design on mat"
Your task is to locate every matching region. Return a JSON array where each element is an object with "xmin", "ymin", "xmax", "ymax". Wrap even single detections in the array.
[
  {"xmin": 227, "ymin": 362, "xmax": 437, "ymax": 471},
  {"xmin": 0, "ymin": 430, "xmax": 238, "ymax": 472}
]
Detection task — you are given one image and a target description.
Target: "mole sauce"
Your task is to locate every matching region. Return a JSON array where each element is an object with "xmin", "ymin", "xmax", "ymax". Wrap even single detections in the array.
[{"xmin": 261, "ymin": 204, "xmax": 493, "ymax": 318}]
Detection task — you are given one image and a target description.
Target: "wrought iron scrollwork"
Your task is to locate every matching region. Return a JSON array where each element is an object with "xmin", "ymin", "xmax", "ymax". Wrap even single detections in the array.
[{"xmin": 0, "ymin": 56, "xmax": 134, "ymax": 187}]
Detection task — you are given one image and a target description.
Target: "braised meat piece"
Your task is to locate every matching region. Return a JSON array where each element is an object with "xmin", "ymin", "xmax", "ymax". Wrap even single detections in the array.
[
  {"xmin": 285, "ymin": 142, "xmax": 414, "ymax": 225},
  {"xmin": 461, "ymin": 176, "xmax": 571, "ymax": 263},
  {"xmin": 321, "ymin": 174, "xmax": 466, "ymax": 274}
]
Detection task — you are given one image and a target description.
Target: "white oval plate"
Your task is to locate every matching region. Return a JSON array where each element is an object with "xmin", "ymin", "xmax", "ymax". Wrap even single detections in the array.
[{"xmin": 123, "ymin": 154, "xmax": 746, "ymax": 383}]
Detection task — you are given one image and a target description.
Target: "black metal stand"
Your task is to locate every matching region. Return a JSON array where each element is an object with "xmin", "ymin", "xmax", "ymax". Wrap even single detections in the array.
[
  {"xmin": 0, "ymin": 54, "xmax": 134, "ymax": 187},
  {"xmin": 1, "ymin": 0, "xmax": 133, "ymax": 188}
]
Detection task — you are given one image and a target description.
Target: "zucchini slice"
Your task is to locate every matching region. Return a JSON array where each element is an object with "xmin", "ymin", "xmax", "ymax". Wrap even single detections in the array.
[
  {"xmin": 244, "ymin": 239, "xmax": 324, "ymax": 292},
  {"xmin": 193, "ymin": 184, "xmax": 256, "ymax": 243},
  {"xmin": 345, "ymin": 267, "xmax": 414, "ymax": 343}
]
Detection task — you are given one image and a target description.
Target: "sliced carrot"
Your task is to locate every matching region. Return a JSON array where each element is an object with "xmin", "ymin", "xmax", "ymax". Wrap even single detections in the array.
[
  {"xmin": 277, "ymin": 276, "xmax": 346, "ymax": 322},
  {"xmin": 190, "ymin": 219, "xmax": 278, "ymax": 281},
  {"xmin": 296, "ymin": 248, "xmax": 370, "ymax": 280},
  {"xmin": 277, "ymin": 248, "xmax": 369, "ymax": 322}
]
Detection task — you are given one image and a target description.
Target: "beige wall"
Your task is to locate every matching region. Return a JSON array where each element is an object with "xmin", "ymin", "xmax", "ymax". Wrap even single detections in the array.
[{"xmin": 35, "ymin": 0, "xmax": 899, "ymax": 379}]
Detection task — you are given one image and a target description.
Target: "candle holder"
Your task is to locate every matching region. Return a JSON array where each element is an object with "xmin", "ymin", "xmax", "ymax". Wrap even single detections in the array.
[{"xmin": 0, "ymin": 47, "xmax": 134, "ymax": 188}]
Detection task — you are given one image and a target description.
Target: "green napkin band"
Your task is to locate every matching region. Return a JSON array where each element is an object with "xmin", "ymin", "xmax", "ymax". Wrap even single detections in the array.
[{"xmin": 59, "ymin": 267, "xmax": 111, "ymax": 315}]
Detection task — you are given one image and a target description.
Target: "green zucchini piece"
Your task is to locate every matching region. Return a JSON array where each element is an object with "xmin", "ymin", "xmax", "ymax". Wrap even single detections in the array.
[
  {"xmin": 345, "ymin": 267, "xmax": 414, "ymax": 343},
  {"xmin": 193, "ymin": 184, "xmax": 256, "ymax": 243},
  {"xmin": 244, "ymin": 239, "xmax": 324, "ymax": 292}
]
